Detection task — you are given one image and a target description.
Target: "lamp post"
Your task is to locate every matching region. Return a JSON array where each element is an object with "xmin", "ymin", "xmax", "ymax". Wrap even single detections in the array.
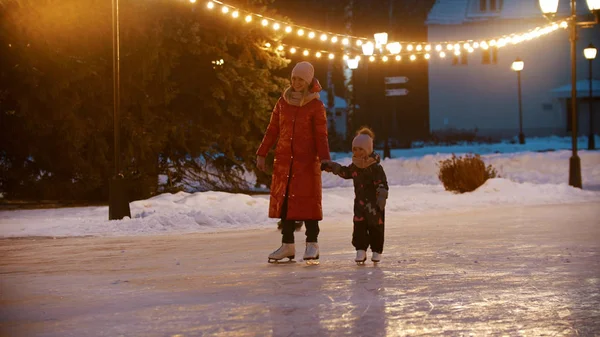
[
  {"xmin": 538, "ymin": 0, "xmax": 600, "ymax": 188},
  {"xmin": 347, "ymin": 57, "xmax": 359, "ymax": 142},
  {"xmin": 584, "ymin": 43, "xmax": 597, "ymax": 149},
  {"xmin": 511, "ymin": 57, "xmax": 526, "ymax": 144},
  {"xmin": 373, "ymin": 32, "xmax": 392, "ymax": 159},
  {"xmin": 109, "ymin": 0, "xmax": 131, "ymax": 220}
]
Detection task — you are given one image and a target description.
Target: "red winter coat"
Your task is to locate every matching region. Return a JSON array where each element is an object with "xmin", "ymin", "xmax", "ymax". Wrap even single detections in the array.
[{"xmin": 257, "ymin": 92, "xmax": 331, "ymax": 220}]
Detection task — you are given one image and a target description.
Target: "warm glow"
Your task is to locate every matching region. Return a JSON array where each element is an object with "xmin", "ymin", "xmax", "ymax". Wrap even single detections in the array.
[
  {"xmin": 425, "ymin": 45, "xmax": 432, "ymax": 51},
  {"xmin": 362, "ymin": 42, "xmax": 374, "ymax": 56},
  {"xmin": 374, "ymin": 32, "xmax": 388, "ymax": 47},
  {"xmin": 297, "ymin": 29, "xmax": 305, "ymax": 36},
  {"xmin": 587, "ymin": 0, "xmax": 600, "ymax": 10},
  {"xmin": 356, "ymin": 40, "xmax": 363, "ymax": 46},
  {"xmin": 386, "ymin": 42, "xmax": 402, "ymax": 54},
  {"xmin": 436, "ymin": 44, "xmax": 442, "ymax": 51},
  {"xmin": 320, "ymin": 34, "xmax": 328, "ymax": 41},
  {"xmin": 285, "ymin": 26, "xmax": 292, "ymax": 33},
  {"xmin": 277, "ymin": 45, "xmax": 284, "ymax": 51},
  {"xmin": 410, "ymin": 55, "xmax": 416, "ymax": 61},
  {"xmin": 244, "ymin": 15, "xmax": 252, "ymax": 22},
  {"xmin": 316, "ymin": 52, "xmax": 322, "ymax": 58},
  {"xmin": 342, "ymin": 38, "xmax": 349, "ymax": 45},
  {"xmin": 331, "ymin": 36, "xmax": 338, "ymax": 43},
  {"xmin": 538, "ymin": 0, "xmax": 559, "ymax": 14},
  {"xmin": 382, "ymin": 56, "xmax": 389, "ymax": 62},
  {"xmin": 584, "ymin": 44, "xmax": 597, "ymax": 60},
  {"xmin": 189, "ymin": 0, "xmax": 196, "ymax": 3},
  {"xmin": 395, "ymin": 55, "xmax": 401, "ymax": 61},
  {"xmin": 343, "ymin": 55, "xmax": 349, "ymax": 60},
  {"xmin": 369, "ymin": 56, "xmax": 375, "ymax": 62},
  {"xmin": 308, "ymin": 32, "xmax": 315, "ymax": 39},
  {"xmin": 231, "ymin": 10, "xmax": 239, "ymax": 18},
  {"xmin": 511, "ymin": 58, "xmax": 524, "ymax": 72},
  {"xmin": 347, "ymin": 57, "xmax": 359, "ymax": 69},
  {"xmin": 221, "ymin": 6, "xmax": 229, "ymax": 14},
  {"xmin": 303, "ymin": 50, "xmax": 309, "ymax": 56},
  {"xmin": 407, "ymin": 44, "xmax": 414, "ymax": 51},
  {"xmin": 416, "ymin": 45, "xmax": 423, "ymax": 51},
  {"xmin": 207, "ymin": 1, "xmax": 214, "ymax": 9},
  {"xmin": 447, "ymin": 44, "xmax": 453, "ymax": 50},
  {"xmin": 328, "ymin": 53, "xmax": 335, "ymax": 59},
  {"xmin": 290, "ymin": 47, "xmax": 296, "ymax": 53},
  {"xmin": 424, "ymin": 53, "xmax": 430, "ymax": 59},
  {"xmin": 273, "ymin": 23, "xmax": 280, "ymax": 30},
  {"xmin": 440, "ymin": 51, "xmax": 446, "ymax": 58},
  {"xmin": 261, "ymin": 19, "xmax": 268, "ymax": 26}
]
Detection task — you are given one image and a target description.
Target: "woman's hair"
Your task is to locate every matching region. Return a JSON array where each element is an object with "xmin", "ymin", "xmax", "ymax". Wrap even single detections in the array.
[{"xmin": 355, "ymin": 126, "xmax": 375, "ymax": 139}]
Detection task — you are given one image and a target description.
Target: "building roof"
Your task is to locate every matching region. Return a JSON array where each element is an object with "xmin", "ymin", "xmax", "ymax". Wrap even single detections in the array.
[
  {"xmin": 550, "ymin": 80, "xmax": 600, "ymax": 98},
  {"xmin": 426, "ymin": 0, "xmax": 593, "ymax": 25}
]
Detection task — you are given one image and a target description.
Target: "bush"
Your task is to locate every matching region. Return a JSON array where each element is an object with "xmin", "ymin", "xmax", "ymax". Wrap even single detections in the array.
[{"xmin": 438, "ymin": 154, "xmax": 498, "ymax": 193}]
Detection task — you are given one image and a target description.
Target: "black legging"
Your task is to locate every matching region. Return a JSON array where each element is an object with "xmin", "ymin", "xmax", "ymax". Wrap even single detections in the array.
[{"xmin": 280, "ymin": 196, "xmax": 320, "ymax": 244}]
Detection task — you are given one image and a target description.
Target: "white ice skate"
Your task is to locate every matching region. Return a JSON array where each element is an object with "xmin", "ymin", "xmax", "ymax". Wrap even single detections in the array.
[
  {"xmin": 303, "ymin": 242, "xmax": 320, "ymax": 265},
  {"xmin": 268, "ymin": 243, "xmax": 295, "ymax": 263},
  {"xmin": 371, "ymin": 252, "xmax": 382, "ymax": 263},
  {"xmin": 355, "ymin": 250, "xmax": 367, "ymax": 265}
]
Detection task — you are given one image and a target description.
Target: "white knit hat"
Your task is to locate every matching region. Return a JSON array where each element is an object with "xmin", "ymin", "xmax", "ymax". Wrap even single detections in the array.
[
  {"xmin": 352, "ymin": 133, "xmax": 373, "ymax": 154},
  {"xmin": 291, "ymin": 61, "xmax": 314, "ymax": 84}
]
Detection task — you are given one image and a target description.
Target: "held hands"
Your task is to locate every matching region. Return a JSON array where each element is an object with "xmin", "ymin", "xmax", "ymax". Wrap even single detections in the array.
[
  {"xmin": 320, "ymin": 160, "xmax": 341, "ymax": 174},
  {"xmin": 256, "ymin": 156, "xmax": 266, "ymax": 172},
  {"xmin": 376, "ymin": 186, "xmax": 388, "ymax": 210}
]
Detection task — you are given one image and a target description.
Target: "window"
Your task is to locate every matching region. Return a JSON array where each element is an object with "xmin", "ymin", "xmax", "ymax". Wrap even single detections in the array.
[
  {"xmin": 461, "ymin": 53, "xmax": 468, "ymax": 65},
  {"xmin": 452, "ymin": 55, "xmax": 459, "ymax": 65},
  {"xmin": 482, "ymin": 49, "xmax": 491, "ymax": 64},
  {"xmin": 478, "ymin": 0, "xmax": 503, "ymax": 12},
  {"xmin": 480, "ymin": 0, "xmax": 487, "ymax": 11}
]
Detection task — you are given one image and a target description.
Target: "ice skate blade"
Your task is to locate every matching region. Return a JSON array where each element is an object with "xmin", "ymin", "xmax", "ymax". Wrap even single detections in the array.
[
  {"xmin": 356, "ymin": 260, "xmax": 366, "ymax": 265},
  {"xmin": 305, "ymin": 260, "xmax": 320, "ymax": 265},
  {"xmin": 268, "ymin": 257, "xmax": 296, "ymax": 264}
]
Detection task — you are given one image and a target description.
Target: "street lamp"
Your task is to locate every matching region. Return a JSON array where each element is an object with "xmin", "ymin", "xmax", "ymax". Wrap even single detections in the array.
[
  {"xmin": 109, "ymin": 0, "xmax": 131, "ymax": 220},
  {"xmin": 538, "ymin": 0, "xmax": 600, "ymax": 188},
  {"xmin": 584, "ymin": 43, "xmax": 597, "ymax": 150},
  {"xmin": 346, "ymin": 57, "xmax": 360, "ymax": 141},
  {"xmin": 511, "ymin": 57, "xmax": 526, "ymax": 144}
]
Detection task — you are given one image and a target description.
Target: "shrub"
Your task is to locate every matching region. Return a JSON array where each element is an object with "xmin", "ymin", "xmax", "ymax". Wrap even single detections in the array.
[{"xmin": 438, "ymin": 154, "xmax": 498, "ymax": 193}]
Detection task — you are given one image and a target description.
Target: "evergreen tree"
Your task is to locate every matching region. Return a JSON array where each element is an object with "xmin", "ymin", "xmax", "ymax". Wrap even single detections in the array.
[{"xmin": 0, "ymin": 0, "xmax": 289, "ymax": 200}]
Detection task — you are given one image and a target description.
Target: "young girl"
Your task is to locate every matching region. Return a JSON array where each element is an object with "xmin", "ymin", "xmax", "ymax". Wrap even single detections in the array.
[{"xmin": 322, "ymin": 127, "xmax": 389, "ymax": 264}]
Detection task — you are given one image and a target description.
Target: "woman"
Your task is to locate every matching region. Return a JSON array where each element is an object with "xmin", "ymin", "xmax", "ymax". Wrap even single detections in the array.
[{"xmin": 256, "ymin": 61, "xmax": 331, "ymax": 263}]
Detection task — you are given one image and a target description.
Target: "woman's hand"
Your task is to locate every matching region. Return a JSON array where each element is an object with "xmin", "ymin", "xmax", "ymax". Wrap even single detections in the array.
[{"xmin": 256, "ymin": 156, "xmax": 266, "ymax": 172}]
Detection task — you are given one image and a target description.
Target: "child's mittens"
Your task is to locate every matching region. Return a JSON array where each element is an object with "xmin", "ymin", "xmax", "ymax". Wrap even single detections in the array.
[
  {"xmin": 376, "ymin": 186, "xmax": 388, "ymax": 210},
  {"xmin": 321, "ymin": 161, "xmax": 341, "ymax": 174}
]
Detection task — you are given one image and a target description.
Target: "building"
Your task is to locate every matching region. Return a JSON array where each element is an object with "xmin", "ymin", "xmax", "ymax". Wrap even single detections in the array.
[{"xmin": 426, "ymin": 0, "xmax": 600, "ymax": 140}]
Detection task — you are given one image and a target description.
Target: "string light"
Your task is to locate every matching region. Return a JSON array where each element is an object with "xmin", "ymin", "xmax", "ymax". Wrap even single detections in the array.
[
  {"xmin": 199, "ymin": 0, "xmax": 568, "ymax": 66},
  {"xmin": 203, "ymin": 0, "xmax": 565, "ymax": 51}
]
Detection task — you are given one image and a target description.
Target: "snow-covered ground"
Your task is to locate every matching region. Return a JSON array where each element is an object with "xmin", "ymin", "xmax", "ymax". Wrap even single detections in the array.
[{"xmin": 1, "ymin": 136, "xmax": 599, "ymax": 238}]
